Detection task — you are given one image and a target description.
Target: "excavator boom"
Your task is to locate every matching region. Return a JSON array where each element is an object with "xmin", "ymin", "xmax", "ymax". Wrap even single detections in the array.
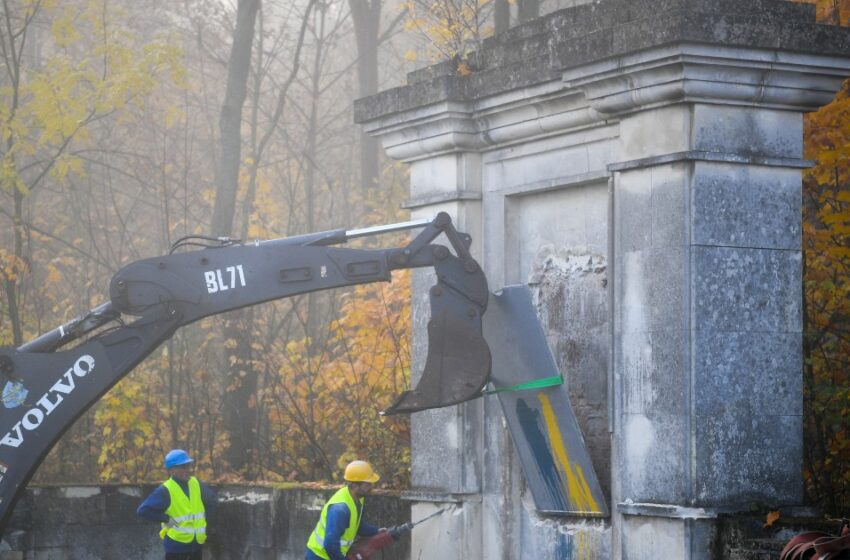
[{"xmin": 0, "ymin": 212, "xmax": 490, "ymax": 532}]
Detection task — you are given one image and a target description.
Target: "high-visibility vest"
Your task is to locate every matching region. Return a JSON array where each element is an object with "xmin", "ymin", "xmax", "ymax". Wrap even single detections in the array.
[
  {"xmin": 306, "ymin": 486, "xmax": 363, "ymax": 559},
  {"xmin": 161, "ymin": 476, "xmax": 207, "ymax": 544}
]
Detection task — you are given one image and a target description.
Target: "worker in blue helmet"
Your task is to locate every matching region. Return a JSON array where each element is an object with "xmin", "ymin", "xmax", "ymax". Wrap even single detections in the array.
[{"xmin": 137, "ymin": 449, "xmax": 218, "ymax": 560}]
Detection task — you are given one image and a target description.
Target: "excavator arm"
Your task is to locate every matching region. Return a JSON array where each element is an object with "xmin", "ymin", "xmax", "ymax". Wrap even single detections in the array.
[{"xmin": 0, "ymin": 212, "xmax": 489, "ymax": 531}]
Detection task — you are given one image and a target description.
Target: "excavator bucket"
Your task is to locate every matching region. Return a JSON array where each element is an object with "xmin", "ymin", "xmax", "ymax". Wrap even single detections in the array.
[{"xmin": 383, "ymin": 267, "xmax": 491, "ymax": 414}]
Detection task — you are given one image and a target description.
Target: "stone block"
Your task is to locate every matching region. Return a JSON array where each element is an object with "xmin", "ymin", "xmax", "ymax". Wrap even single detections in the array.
[
  {"xmin": 214, "ymin": 486, "xmax": 277, "ymax": 550},
  {"xmin": 410, "ymin": 264, "xmax": 480, "ymax": 493},
  {"xmin": 410, "ymin": 153, "xmax": 481, "ymax": 196},
  {"xmin": 619, "ymin": 412, "xmax": 688, "ymax": 502},
  {"xmin": 693, "ymin": 246, "xmax": 801, "ymax": 333},
  {"xmin": 618, "ymin": 106, "xmax": 691, "ymax": 165},
  {"xmin": 553, "ymin": 27, "xmax": 616, "ymax": 72},
  {"xmin": 496, "ymin": 145, "xmax": 593, "ymax": 191},
  {"xmin": 519, "ymin": 514, "xmax": 610, "ymax": 560},
  {"xmin": 412, "ymin": 402, "xmax": 464, "ymax": 492},
  {"xmin": 32, "ymin": 550, "xmax": 67, "ymax": 560},
  {"xmin": 692, "ymin": 163, "xmax": 801, "ymax": 250},
  {"xmin": 650, "ymin": 165, "xmax": 688, "ymax": 249},
  {"xmin": 616, "ymin": 170, "xmax": 653, "ymax": 252},
  {"xmin": 695, "ymin": 409, "xmax": 802, "ymax": 505},
  {"xmin": 647, "ymin": 246, "xmax": 687, "ymax": 332},
  {"xmin": 411, "ymin": 501, "xmax": 480, "ymax": 559},
  {"xmin": 625, "ymin": 0, "xmax": 771, "ymax": 19},
  {"xmin": 103, "ymin": 486, "xmax": 146, "ymax": 526},
  {"xmin": 694, "ymin": 330, "xmax": 802, "ymax": 416},
  {"xmin": 616, "ymin": 247, "xmax": 687, "ymax": 335},
  {"xmin": 692, "ymin": 106, "xmax": 803, "ymax": 159},
  {"xmin": 411, "ymin": 356, "xmax": 484, "ymax": 494},
  {"xmin": 621, "ymin": 513, "xmax": 687, "ymax": 559},
  {"xmin": 619, "ymin": 328, "xmax": 688, "ymax": 417},
  {"xmin": 777, "ymin": 21, "xmax": 850, "ymax": 57}
]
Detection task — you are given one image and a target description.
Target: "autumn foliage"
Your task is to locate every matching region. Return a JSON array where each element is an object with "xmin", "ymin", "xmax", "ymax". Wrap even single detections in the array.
[
  {"xmin": 0, "ymin": 0, "xmax": 413, "ymax": 488},
  {"xmin": 799, "ymin": 0, "xmax": 850, "ymax": 514}
]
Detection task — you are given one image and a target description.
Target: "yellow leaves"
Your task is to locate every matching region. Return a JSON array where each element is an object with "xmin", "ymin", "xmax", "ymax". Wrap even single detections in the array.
[
  {"xmin": 403, "ymin": 0, "xmax": 490, "ymax": 61},
  {"xmin": 801, "ymin": 4, "xmax": 850, "ymax": 509},
  {"xmin": 826, "ymin": 247, "xmax": 850, "ymax": 259},
  {"xmin": 763, "ymin": 510, "xmax": 780, "ymax": 528},
  {"xmin": 0, "ymin": 155, "xmax": 29, "ymax": 196},
  {"xmin": 45, "ymin": 263, "xmax": 63, "ymax": 286},
  {"xmin": 0, "ymin": 0, "xmax": 186, "ymax": 205},
  {"xmin": 404, "ymin": 50, "xmax": 419, "ymax": 62},
  {"xmin": 797, "ymin": 0, "xmax": 850, "ymax": 24},
  {"xmin": 51, "ymin": 154, "xmax": 85, "ymax": 182},
  {"xmin": 261, "ymin": 267, "xmax": 413, "ymax": 483},
  {"xmin": 0, "ymin": 250, "xmax": 28, "ymax": 282},
  {"xmin": 51, "ymin": 13, "xmax": 83, "ymax": 47},
  {"xmin": 94, "ymin": 368, "xmax": 166, "ymax": 483}
]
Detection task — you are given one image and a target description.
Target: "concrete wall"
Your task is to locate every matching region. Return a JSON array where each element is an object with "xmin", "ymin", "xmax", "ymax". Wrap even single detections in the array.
[
  {"xmin": 1, "ymin": 484, "xmax": 409, "ymax": 560},
  {"xmin": 355, "ymin": 1, "xmax": 850, "ymax": 559}
]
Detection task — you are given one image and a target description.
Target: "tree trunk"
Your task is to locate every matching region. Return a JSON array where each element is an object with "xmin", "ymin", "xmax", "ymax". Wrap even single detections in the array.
[
  {"xmin": 4, "ymin": 187, "xmax": 24, "ymax": 346},
  {"xmin": 349, "ymin": 0, "xmax": 381, "ymax": 197},
  {"xmin": 211, "ymin": 0, "xmax": 260, "ymax": 237},
  {"xmin": 210, "ymin": 0, "xmax": 260, "ymax": 476}
]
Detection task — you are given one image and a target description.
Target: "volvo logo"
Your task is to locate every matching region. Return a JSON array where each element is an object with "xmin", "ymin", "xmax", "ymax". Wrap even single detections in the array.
[{"xmin": 0, "ymin": 355, "xmax": 95, "ymax": 448}]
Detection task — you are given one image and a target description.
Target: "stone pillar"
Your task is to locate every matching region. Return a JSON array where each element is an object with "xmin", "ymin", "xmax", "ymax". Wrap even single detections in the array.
[
  {"xmin": 356, "ymin": 100, "xmax": 490, "ymax": 558},
  {"xmin": 562, "ymin": 40, "xmax": 850, "ymax": 558},
  {"xmin": 355, "ymin": 1, "xmax": 850, "ymax": 559}
]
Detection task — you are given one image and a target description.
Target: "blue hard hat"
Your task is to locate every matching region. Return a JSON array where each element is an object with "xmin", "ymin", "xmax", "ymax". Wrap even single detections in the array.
[{"xmin": 164, "ymin": 449, "xmax": 194, "ymax": 469}]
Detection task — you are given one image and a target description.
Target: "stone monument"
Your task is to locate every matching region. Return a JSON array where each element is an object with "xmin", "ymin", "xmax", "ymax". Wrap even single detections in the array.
[{"xmin": 355, "ymin": 1, "xmax": 850, "ymax": 558}]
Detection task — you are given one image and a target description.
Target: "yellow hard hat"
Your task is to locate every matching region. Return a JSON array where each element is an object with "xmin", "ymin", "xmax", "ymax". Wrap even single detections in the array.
[{"xmin": 344, "ymin": 460, "xmax": 380, "ymax": 483}]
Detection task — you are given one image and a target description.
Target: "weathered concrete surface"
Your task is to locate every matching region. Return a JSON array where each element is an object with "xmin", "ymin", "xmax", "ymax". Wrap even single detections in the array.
[
  {"xmin": 1, "ymin": 484, "xmax": 409, "ymax": 560},
  {"xmin": 355, "ymin": 0, "xmax": 850, "ymax": 558},
  {"xmin": 355, "ymin": 1, "xmax": 848, "ymax": 125}
]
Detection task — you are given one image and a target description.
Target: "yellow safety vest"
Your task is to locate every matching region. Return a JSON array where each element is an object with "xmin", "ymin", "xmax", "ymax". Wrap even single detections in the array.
[
  {"xmin": 306, "ymin": 486, "xmax": 363, "ymax": 559},
  {"xmin": 161, "ymin": 476, "xmax": 207, "ymax": 544}
]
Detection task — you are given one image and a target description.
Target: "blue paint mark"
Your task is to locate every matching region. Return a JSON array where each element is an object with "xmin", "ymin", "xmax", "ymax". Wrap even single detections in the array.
[
  {"xmin": 516, "ymin": 397, "xmax": 569, "ymax": 511},
  {"xmin": 555, "ymin": 531, "xmax": 572, "ymax": 560}
]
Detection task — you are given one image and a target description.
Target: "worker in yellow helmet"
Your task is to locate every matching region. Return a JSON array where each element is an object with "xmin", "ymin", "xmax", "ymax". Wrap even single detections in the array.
[{"xmin": 306, "ymin": 460, "xmax": 384, "ymax": 560}]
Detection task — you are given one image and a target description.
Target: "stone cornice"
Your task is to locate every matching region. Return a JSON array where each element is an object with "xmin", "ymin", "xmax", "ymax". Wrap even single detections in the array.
[
  {"xmin": 354, "ymin": 0, "xmax": 850, "ymax": 126},
  {"xmin": 402, "ymin": 190, "xmax": 483, "ymax": 210},
  {"xmin": 607, "ymin": 151, "xmax": 813, "ymax": 172},
  {"xmin": 360, "ymin": 82, "xmax": 605, "ymax": 162},
  {"xmin": 564, "ymin": 44, "xmax": 850, "ymax": 116},
  {"xmin": 360, "ymin": 41, "xmax": 850, "ymax": 162}
]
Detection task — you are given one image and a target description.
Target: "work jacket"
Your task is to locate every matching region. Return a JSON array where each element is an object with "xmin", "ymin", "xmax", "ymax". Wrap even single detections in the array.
[
  {"xmin": 307, "ymin": 487, "xmax": 363, "ymax": 559},
  {"xmin": 162, "ymin": 476, "xmax": 207, "ymax": 544}
]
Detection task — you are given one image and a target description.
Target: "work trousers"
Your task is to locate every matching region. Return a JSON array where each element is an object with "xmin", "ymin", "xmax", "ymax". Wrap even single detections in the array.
[{"xmin": 165, "ymin": 551, "xmax": 202, "ymax": 560}]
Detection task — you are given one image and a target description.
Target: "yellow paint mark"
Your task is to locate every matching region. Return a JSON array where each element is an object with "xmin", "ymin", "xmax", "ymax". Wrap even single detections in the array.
[
  {"xmin": 538, "ymin": 392, "xmax": 602, "ymax": 514},
  {"xmin": 575, "ymin": 530, "xmax": 594, "ymax": 560}
]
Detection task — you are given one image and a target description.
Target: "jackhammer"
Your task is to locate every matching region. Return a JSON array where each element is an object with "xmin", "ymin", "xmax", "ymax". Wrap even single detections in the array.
[{"xmin": 346, "ymin": 508, "xmax": 446, "ymax": 560}]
